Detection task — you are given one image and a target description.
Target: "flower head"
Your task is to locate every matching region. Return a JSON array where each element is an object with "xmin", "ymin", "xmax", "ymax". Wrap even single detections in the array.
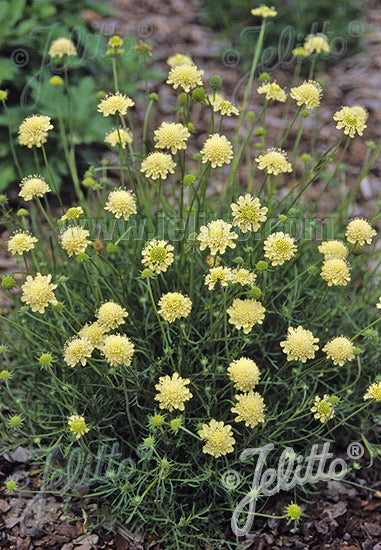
[
  {"xmin": 231, "ymin": 267, "xmax": 257, "ymax": 287},
  {"xmin": 227, "ymin": 298, "xmax": 265, "ymax": 334},
  {"xmin": 364, "ymin": 382, "xmax": 381, "ymax": 401},
  {"xmin": 60, "ymin": 227, "xmax": 91, "ymax": 257},
  {"xmin": 104, "ymin": 128, "xmax": 133, "ymax": 148},
  {"xmin": 155, "ymin": 372, "xmax": 192, "ymax": 411},
  {"xmin": 204, "ymin": 267, "xmax": 233, "ymax": 290},
  {"xmin": 7, "ymin": 232, "xmax": 38, "ymax": 255},
  {"xmin": 333, "ymin": 106, "xmax": 367, "ymax": 138},
  {"xmin": 19, "ymin": 175, "xmax": 50, "ymax": 201},
  {"xmin": 18, "ymin": 115, "xmax": 53, "ymax": 148},
  {"xmin": 264, "ymin": 232, "xmax": 297, "ymax": 266},
  {"xmin": 96, "ymin": 301, "xmax": 128, "ymax": 329},
  {"xmin": 63, "ymin": 337, "xmax": 94, "ymax": 367},
  {"xmin": 197, "ymin": 219, "xmax": 237, "ymax": 256},
  {"xmin": 377, "ymin": 297, "xmax": 381, "ymax": 310},
  {"xmin": 154, "ymin": 122, "xmax": 190, "ymax": 154},
  {"xmin": 141, "ymin": 239, "xmax": 174, "ymax": 274},
  {"xmin": 79, "ymin": 322, "xmax": 108, "ymax": 348},
  {"xmin": 102, "ymin": 334, "xmax": 135, "ymax": 367},
  {"xmin": 304, "ymin": 34, "xmax": 330, "ymax": 55},
  {"xmin": 310, "ymin": 395, "xmax": 335, "ymax": 423},
  {"xmin": 198, "ymin": 419, "xmax": 235, "ymax": 458},
  {"xmin": 158, "ymin": 292, "xmax": 192, "ymax": 322},
  {"xmin": 293, "ymin": 47, "xmax": 308, "ymax": 57},
  {"xmin": 68, "ymin": 415, "xmax": 90, "ymax": 439},
  {"xmin": 227, "ymin": 357, "xmax": 261, "ymax": 391},
  {"xmin": 350, "ymin": 105, "xmax": 368, "ymax": 124},
  {"xmin": 318, "ymin": 240, "xmax": 348, "ymax": 260},
  {"xmin": 231, "ymin": 194, "xmax": 268, "ymax": 233},
  {"xmin": 257, "ymin": 82, "xmax": 287, "ymax": 102},
  {"xmin": 166, "ymin": 63, "xmax": 204, "ymax": 93},
  {"xmin": 140, "ymin": 152, "xmax": 176, "ymax": 180},
  {"xmin": 345, "ymin": 218, "xmax": 376, "ymax": 246},
  {"xmin": 97, "ymin": 93, "xmax": 135, "ymax": 117},
  {"xmin": 166, "ymin": 53, "xmax": 193, "ymax": 67},
  {"xmin": 21, "ymin": 273, "xmax": 58, "ymax": 313},
  {"xmin": 60, "ymin": 207, "xmax": 84, "ymax": 221},
  {"xmin": 200, "ymin": 134, "xmax": 233, "ymax": 168},
  {"xmin": 290, "ymin": 80, "xmax": 322, "ymax": 109},
  {"xmin": 105, "ymin": 189, "xmax": 137, "ymax": 221},
  {"xmin": 286, "ymin": 503, "xmax": 302, "ymax": 521},
  {"xmin": 251, "ymin": 5, "xmax": 277, "ymax": 17},
  {"xmin": 209, "ymin": 93, "xmax": 239, "ymax": 116},
  {"xmin": 280, "ymin": 325, "xmax": 319, "ymax": 362},
  {"xmin": 323, "ymin": 336, "xmax": 355, "ymax": 366},
  {"xmin": 48, "ymin": 38, "xmax": 77, "ymax": 58},
  {"xmin": 255, "ymin": 148, "xmax": 292, "ymax": 175},
  {"xmin": 231, "ymin": 391, "xmax": 266, "ymax": 428},
  {"xmin": 320, "ymin": 258, "xmax": 350, "ymax": 287}
]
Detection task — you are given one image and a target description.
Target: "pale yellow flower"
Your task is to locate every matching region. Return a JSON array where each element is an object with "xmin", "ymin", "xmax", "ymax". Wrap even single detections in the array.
[
  {"xmin": 290, "ymin": 80, "xmax": 322, "ymax": 109},
  {"xmin": 158, "ymin": 292, "xmax": 192, "ymax": 323},
  {"xmin": 318, "ymin": 240, "xmax": 348, "ymax": 260},
  {"xmin": 333, "ymin": 106, "xmax": 367, "ymax": 138},
  {"xmin": 230, "ymin": 194, "xmax": 268, "ymax": 233},
  {"xmin": 227, "ymin": 298, "xmax": 265, "ymax": 334},
  {"xmin": 105, "ymin": 189, "xmax": 137, "ymax": 221},
  {"xmin": 21, "ymin": 273, "xmax": 58, "ymax": 313},
  {"xmin": 200, "ymin": 134, "xmax": 233, "ymax": 168},
  {"xmin": 102, "ymin": 334, "xmax": 135, "ymax": 367},
  {"xmin": 141, "ymin": 239, "xmax": 174, "ymax": 274},
  {"xmin": 320, "ymin": 258, "xmax": 350, "ymax": 287},
  {"xmin": 60, "ymin": 207, "xmax": 84, "ymax": 221},
  {"xmin": 304, "ymin": 34, "xmax": 330, "ymax": 55},
  {"xmin": 19, "ymin": 175, "xmax": 50, "ymax": 201},
  {"xmin": 264, "ymin": 232, "xmax": 297, "ymax": 266},
  {"xmin": 140, "ymin": 152, "xmax": 176, "ymax": 180},
  {"xmin": 251, "ymin": 5, "xmax": 277, "ymax": 17},
  {"xmin": 63, "ymin": 337, "xmax": 94, "ymax": 367},
  {"xmin": 97, "ymin": 93, "xmax": 135, "ymax": 117},
  {"xmin": 18, "ymin": 115, "xmax": 53, "ymax": 148},
  {"xmin": 48, "ymin": 38, "xmax": 77, "ymax": 58},
  {"xmin": 345, "ymin": 219, "xmax": 376, "ymax": 246},
  {"xmin": 79, "ymin": 322, "xmax": 108, "ymax": 349},
  {"xmin": 197, "ymin": 219, "xmax": 237, "ymax": 256},
  {"xmin": 96, "ymin": 301, "xmax": 128, "ymax": 330},
  {"xmin": 231, "ymin": 391, "xmax": 266, "ymax": 428},
  {"xmin": 280, "ymin": 325, "xmax": 319, "ymax": 362},
  {"xmin": 204, "ymin": 267, "xmax": 233, "ymax": 290},
  {"xmin": 60, "ymin": 227, "xmax": 91, "ymax": 257},
  {"xmin": 227, "ymin": 357, "xmax": 261, "ymax": 391},
  {"xmin": 198, "ymin": 419, "xmax": 235, "ymax": 458},
  {"xmin": 166, "ymin": 63, "xmax": 204, "ymax": 93},
  {"xmin": 104, "ymin": 128, "xmax": 133, "ymax": 148},
  {"xmin": 68, "ymin": 415, "xmax": 90, "ymax": 439},
  {"xmin": 323, "ymin": 336, "xmax": 355, "ymax": 366},
  {"xmin": 364, "ymin": 382, "xmax": 381, "ymax": 401},
  {"xmin": 7, "ymin": 232, "xmax": 37, "ymax": 255},
  {"xmin": 231, "ymin": 267, "xmax": 257, "ymax": 287},
  {"xmin": 257, "ymin": 82, "xmax": 286, "ymax": 102},
  {"xmin": 155, "ymin": 372, "xmax": 192, "ymax": 411},
  {"xmin": 154, "ymin": 122, "xmax": 190, "ymax": 154},
  {"xmin": 255, "ymin": 148, "xmax": 292, "ymax": 175},
  {"xmin": 166, "ymin": 54, "xmax": 193, "ymax": 67},
  {"xmin": 310, "ymin": 395, "xmax": 335, "ymax": 423}
]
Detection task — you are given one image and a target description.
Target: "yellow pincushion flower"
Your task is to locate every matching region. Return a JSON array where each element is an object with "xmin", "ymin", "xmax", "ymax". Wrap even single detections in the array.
[
  {"xmin": 255, "ymin": 148, "xmax": 292, "ymax": 175},
  {"xmin": 97, "ymin": 93, "xmax": 135, "ymax": 117},
  {"xmin": 333, "ymin": 106, "xmax": 367, "ymax": 138},
  {"xmin": 155, "ymin": 372, "xmax": 192, "ymax": 411},
  {"xmin": 263, "ymin": 232, "xmax": 297, "ymax": 266},
  {"xmin": 231, "ymin": 267, "xmax": 257, "ymax": 287},
  {"xmin": 318, "ymin": 240, "xmax": 348, "ymax": 260},
  {"xmin": 290, "ymin": 80, "xmax": 322, "ymax": 109},
  {"xmin": 105, "ymin": 189, "xmax": 137, "ymax": 221},
  {"xmin": 227, "ymin": 298, "xmax": 265, "ymax": 334},
  {"xmin": 19, "ymin": 175, "xmax": 50, "ymax": 201},
  {"xmin": 227, "ymin": 357, "xmax": 261, "ymax": 391},
  {"xmin": 154, "ymin": 122, "xmax": 190, "ymax": 154},
  {"xmin": 197, "ymin": 219, "xmax": 237, "ymax": 256},
  {"xmin": 257, "ymin": 82, "xmax": 287, "ymax": 102},
  {"xmin": 140, "ymin": 152, "xmax": 176, "ymax": 180},
  {"xmin": 230, "ymin": 194, "xmax": 268, "ymax": 233},
  {"xmin": 141, "ymin": 239, "xmax": 174, "ymax": 274},
  {"xmin": 200, "ymin": 134, "xmax": 233, "ymax": 168},
  {"xmin": 63, "ymin": 337, "xmax": 94, "ymax": 367},
  {"xmin": 323, "ymin": 336, "xmax": 355, "ymax": 366},
  {"xmin": 231, "ymin": 391, "xmax": 266, "ymax": 428},
  {"xmin": 48, "ymin": 38, "xmax": 77, "ymax": 58},
  {"xmin": 79, "ymin": 322, "xmax": 108, "ymax": 349},
  {"xmin": 60, "ymin": 207, "xmax": 84, "ymax": 222},
  {"xmin": 104, "ymin": 128, "xmax": 133, "ymax": 148},
  {"xmin": 166, "ymin": 53, "xmax": 193, "ymax": 67},
  {"xmin": 310, "ymin": 395, "xmax": 335, "ymax": 423},
  {"xmin": 377, "ymin": 297, "xmax": 381, "ymax": 310},
  {"xmin": 7, "ymin": 232, "xmax": 38, "ymax": 255},
  {"xmin": 166, "ymin": 63, "xmax": 204, "ymax": 93},
  {"xmin": 21, "ymin": 273, "xmax": 58, "ymax": 313},
  {"xmin": 304, "ymin": 33, "xmax": 330, "ymax": 55},
  {"xmin": 293, "ymin": 47, "xmax": 308, "ymax": 57},
  {"xmin": 68, "ymin": 415, "xmax": 90, "ymax": 439},
  {"xmin": 209, "ymin": 94, "xmax": 239, "ymax": 116},
  {"xmin": 286, "ymin": 503, "xmax": 302, "ymax": 521},
  {"xmin": 204, "ymin": 267, "xmax": 233, "ymax": 290},
  {"xmin": 345, "ymin": 218, "xmax": 376, "ymax": 246},
  {"xmin": 251, "ymin": 5, "xmax": 277, "ymax": 17},
  {"xmin": 364, "ymin": 382, "xmax": 381, "ymax": 401},
  {"xmin": 280, "ymin": 325, "xmax": 319, "ymax": 362},
  {"xmin": 96, "ymin": 301, "xmax": 128, "ymax": 330},
  {"xmin": 350, "ymin": 105, "xmax": 368, "ymax": 124},
  {"xmin": 158, "ymin": 292, "xmax": 192, "ymax": 323},
  {"xmin": 198, "ymin": 419, "xmax": 235, "ymax": 458},
  {"xmin": 60, "ymin": 227, "xmax": 91, "ymax": 257},
  {"xmin": 320, "ymin": 258, "xmax": 350, "ymax": 287},
  {"xmin": 102, "ymin": 334, "xmax": 135, "ymax": 367},
  {"xmin": 18, "ymin": 115, "xmax": 53, "ymax": 148}
]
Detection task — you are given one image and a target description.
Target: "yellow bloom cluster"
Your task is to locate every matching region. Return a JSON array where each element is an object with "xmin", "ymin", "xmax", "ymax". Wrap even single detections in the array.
[
  {"xmin": 166, "ymin": 63, "xmax": 204, "ymax": 93},
  {"xmin": 97, "ymin": 93, "xmax": 135, "ymax": 117},
  {"xmin": 60, "ymin": 227, "xmax": 91, "ymax": 257},
  {"xmin": 310, "ymin": 395, "xmax": 335, "ymax": 423},
  {"xmin": 227, "ymin": 357, "xmax": 261, "ymax": 391},
  {"xmin": 96, "ymin": 301, "xmax": 128, "ymax": 330},
  {"xmin": 364, "ymin": 382, "xmax": 381, "ymax": 401},
  {"xmin": 333, "ymin": 106, "xmax": 367, "ymax": 138},
  {"xmin": 154, "ymin": 122, "xmax": 190, "ymax": 154},
  {"xmin": 198, "ymin": 419, "xmax": 235, "ymax": 458},
  {"xmin": 140, "ymin": 152, "xmax": 176, "ymax": 180},
  {"xmin": 304, "ymin": 34, "xmax": 330, "ymax": 55},
  {"xmin": 345, "ymin": 219, "xmax": 376, "ymax": 245},
  {"xmin": 105, "ymin": 189, "xmax": 137, "ymax": 221},
  {"xmin": 141, "ymin": 239, "xmax": 174, "ymax": 274},
  {"xmin": 290, "ymin": 80, "xmax": 322, "ymax": 109},
  {"xmin": 320, "ymin": 258, "xmax": 350, "ymax": 286},
  {"xmin": 104, "ymin": 128, "xmax": 133, "ymax": 148},
  {"xmin": 21, "ymin": 273, "xmax": 58, "ymax": 313},
  {"xmin": 68, "ymin": 415, "xmax": 90, "ymax": 439},
  {"xmin": 257, "ymin": 82, "xmax": 287, "ymax": 102},
  {"xmin": 318, "ymin": 240, "xmax": 348, "ymax": 260},
  {"xmin": 197, "ymin": 219, "xmax": 237, "ymax": 256},
  {"xmin": 231, "ymin": 391, "xmax": 266, "ymax": 428},
  {"xmin": 264, "ymin": 232, "xmax": 297, "ymax": 266},
  {"xmin": 227, "ymin": 298, "xmax": 265, "ymax": 334},
  {"xmin": 230, "ymin": 194, "xmax": 268, "ymax": 233},
  {"xmin": 63, "ymin": 337, "xmax": 94, "ymax": 367},
  {"xmin": 280, "ymin": 326, "xmax": 319, "ymax": 362},
  {"xmin": 323, "ymin": 336, "xmax": 355, "ymax": 366},
  {"xmin": 204, "ymin": 266, "xmax": 233, "ymax": 290},
  {"xmin": 48, "ymin": 38, "xmax": 77, "ymax": 58},
  {"xmin": 60, "ymin": 207, "xmax": 84, "ymax": 221},
  {"xmin": 102, "ymin": 334, "xmax": 135, "ymax": 367},
  {"xmin": 200, "ymin": 134, "xmax": 233, "ymax": 168},
  {"xmin": 19, "ymin": 175, "xmax": 50, "ymax": 201},
  {"xmin": 158, "ymin": 292, "xmax": 192, "ymax": 322},
  {"xmin": 7, "ymin": 232, "xmax": 38, "ymax": 255},
  {"xmin": 231, "ymin": 267, "xmax": 257, "ymax": 287},
  {"xmin": 255, "ymin": 148, "xmax": 292, "ymax": 175},
  {"xmin": 166, "ymin": 54, "xmax": 193, "ymax": 67},
  {"xmin": 18, "ymin": 115, "xmax": 53, "ymax": 148},
  {"xmin": 79, "ymin": 322, "xmax": 108, "ymax": 348},
  {"xmin": 155, "ymin": 372, "xmax": 192, "ymax": 411},
  {"xmin": 251, "ymin": 5, "xmax": 277, "ymax": 17}
]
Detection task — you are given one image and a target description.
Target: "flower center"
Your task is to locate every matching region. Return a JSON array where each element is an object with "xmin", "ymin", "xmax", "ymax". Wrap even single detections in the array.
[
  {"xmin": 71, "ymin": 419, "xmax": 86, "ymax": 433},
  {"xmin": 241, "ymin": 205, "xmax": 259, "ymax": 222},
  {"xmin": 150, "ymin": 246, "xmax": 167, "ymax": 262},
  {"xmin": 274, "ymin": 238, "xmax": 291, "ymax": 253},
  {"xmin": 343, "ymin": 113, "xmax": 358, "ymax": 127},
  {"xmin": 373, "ymin": 388, "xmax": 381, "ymax": 400},
  {"xmin": 317, "ymin": 401, "xmax": 331, "ymax": 415}
]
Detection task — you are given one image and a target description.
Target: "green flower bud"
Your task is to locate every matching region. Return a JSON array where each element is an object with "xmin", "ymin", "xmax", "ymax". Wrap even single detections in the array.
[
  {"xmin": 9, "ymin": 416, "xmax": 22, "ymax": 428},
  {"xmin": 106, "ymin": 243, "xmax": 118, "ymax": 253},
  {"xmin": 0, "ymin": 194, "xmax": 7, "ymax": 203},
  {"xmin": 209, "ymin": 75, "xmax": 222, "ymax": 91},
  {"xmin": 278, "ymin": 214, "xmax": 287, "ymax": 223},
  {"xmin": 16, "ymin": 208, "xmax": 28, "ymax": 217},
  {"xmin": 259, "ymin": 72, "xmax": 270, "ymax": 82},
  {"xmin": 52, "ymin": 302, "xmax": 64, "ymax": 312},
  {"xmin": 354, "ymin": 346, "xmax": 362, "ymax": 355},
  {"xmin": 161, "ymin": 458, "xmax": 169, "ymax": 468},
  {"xmin": 2, "ymin": 276, "xmax": 16, "ymax": 290},
  {"xmin": 170, "ymin": 418, "xmax": 181, "ymax": 431},
  {"xmin": 58, "ymin": 276, "xmax": 68, "ymax": 283},
  {"xmin": 49, "ymin": 76, "xmax": 63, "ymax": 86},
  {"xmin": 300, "ymin": 153, "xmax": 312, "ymax": 163},
  {"xmin": 256, "ymin": 261, "xmax": 268, "ymax": 271},
  {"xmin": 193, "ymin": 152, "xmax": 202, "ymax": 161},
  {"xmin": 141, "ymin": 268, "xmax": 153, "ymax": 278},
  {"xmin": 249, "ymin": 286, "xmax": 262, "ymax": 299},
  {"xmin": 300, "ymin": 109, "xmax": 311, "ymax": 117},
  {"xmin": 82, "ymin": 177, "xmax": 96, "ymax": 187},
  {"xmin": 97, "ymin": 90, "xmax": 106, "ymax": 99},
  {"xmin": 183, "ymin": 174, "xmax": 195, "ymax": 186},
  {"xmin": 39, "ymin": 353, "xmax": 53, "ymax": 366},
  {"xmin": 151, "ymin": 414, "xmax": 165, "ymax": 427},
  {"xmin": 57, "ymin": 219, "xmax": 65, "ymax": 228},
  {"xmin": 6, "ymin": 480, "xmax": 17, "ymax": 491},
  {"xmin": 366, "ymin": 140, "xmax": 376, "ymax": 149},
  {"xmin": 77, "ymin": 253, "xmax": 89, "ymax": 262},
  {"xmin": 148, "ymin": 92, "xmax": 159, "ymax": 101},
  {"xmin": 233, "ymin": 256, "xmax": 244, "ymax": 264},
  {"xmin": 307, "ymin": 265, "xmax": 318, "ymax": 275},
  {"xmin": 0, "ymin": 370, "xmax": 11, "ymax": 380},
  {"xmin": 192, "ymin": 87, "xmax": 206, "ymax": 102},
  {"xmin": 255, "ymin": 127, "xmax": 266, "ymax": 136},
  {"xmin": 187, "ymin": 122, "xmax": 195, "ymax": 132},
  {"xmin": 143, "ymin": 437, "xmax": 154, "ymax": 448},
  {"xmin": 0, "ymin": 90, "xmax": 8, "ymax": 100},
  {"xmin": 328, "ymin": 395, "xmax": 339, "ymax": 404}
]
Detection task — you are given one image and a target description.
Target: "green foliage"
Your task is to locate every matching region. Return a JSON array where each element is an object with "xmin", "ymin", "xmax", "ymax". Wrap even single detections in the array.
[{"xmin": 201, "ymin": 0, "xmax": 365, "ymax": 71}]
